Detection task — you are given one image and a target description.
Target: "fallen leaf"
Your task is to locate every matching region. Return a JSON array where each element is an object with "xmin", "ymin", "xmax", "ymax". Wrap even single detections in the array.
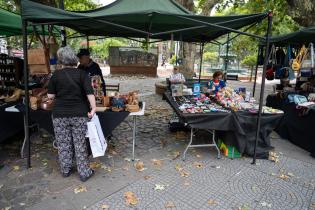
[
  {"xmin": 310, "ymin": 203, "xmax": 315, "ymax": 208},
  {"xmin": 180, "ymin": 171, "xmax": 190, "ymax": 177},
  {"xmin": 172, "ymin": 151, "xmax": 180, "ymax": 160},
  {"xmin": 74, "ymin": 186, "xmax": 87, "ymax": 194},
  {"xmin": 90, "ymin": 162, "xmax": 102, "ymax": 170},
  {"xmin": 287, "ymin": 172, "xmax": 294, "ymax": 177},
  {"xmin": 193, "ymin": 162, "xmax": 203, "ymax": 169},
  {"xmin": 124, "ymin": 191, "xmax": 138, "ymax": 206},
  {"xmin": 183, "ymin": 181, "xmax": 190, "ymax": 186},
  {"xmin": 269, "ymin": 151, "xmax": 280, "ymax": 163},
  {"xmin": 134, "ymin": 161, "xmax": 146, "ymax": 172},
  {"xmin": 175, "ymin": 164, "xmax": 183, "ymax": 172},
  {"xmin": 165, "ymin": 201, "xmax": 176, "ymax": 208},
  {"xmin": 154, "ymin": 184, "xmax": 168, "ymax": 191},
  {"xmin": 100, "ymin": 204, "xmax": 110, "ymax": 209},
  {"xmin": 151, "ymin": 159, "xmax": 163, "ymax": 167},
  {"xmin": 144, "ymin": 175, "xmax": 152, "ymax": 180},
  {"xmin": 124, "ymin": 158, "xmax": 131, "ymax": 162},
  {"xmin": 279, "ymin": 174, "xmax": 289, "ymax": 180},
  {"xmin": 196, "ymin": 154, "xmax": 202, "ymax": 158},
  {"xmin": 260, "ymin": 201, "xmax": 272, "ymax": 208},
  {"xmin": 251, "ymin": 185, "xmax": 257, "ymax": 192},
  {"xmin": 207, "ymin": 199, "xmax": 217, "ymax": 205},
  {"xmin": 13, "ymin": 165, "xmax": 20, "ymax": 171}
]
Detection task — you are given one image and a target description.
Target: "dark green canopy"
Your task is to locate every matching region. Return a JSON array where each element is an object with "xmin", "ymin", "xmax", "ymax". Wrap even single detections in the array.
[
  {"xmin": 0, "ymin": 8, "xmax": 24, "ymax": 36},
  {"xmin": 0, "ymin": 7, "xmax": 58, "ymax": 37},
  {"xmin": 264, "ymin": 26, "xmax": 315, "ymax": 46},
  {"xmin": 21, "ymin": 0, "xmax": 268, "ymax": 42}
]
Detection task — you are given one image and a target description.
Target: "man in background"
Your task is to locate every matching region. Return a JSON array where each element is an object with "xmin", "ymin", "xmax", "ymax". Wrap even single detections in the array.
[{"xmin": 77, "ymin": 49, "xmax": 106, "ymax": 96}]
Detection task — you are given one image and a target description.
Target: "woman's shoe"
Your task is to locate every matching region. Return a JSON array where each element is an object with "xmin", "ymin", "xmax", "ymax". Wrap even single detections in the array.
[
  {"xmin": 5, "ymin": 89, "xmax": 22, "ymax": 102},
  {"xmin": 62, "ymin": 169, "xmax": 73, "ymax": 177},
  {"xmin": 80, "ymin": 170, "xmax": 95, "ymax": 182}
]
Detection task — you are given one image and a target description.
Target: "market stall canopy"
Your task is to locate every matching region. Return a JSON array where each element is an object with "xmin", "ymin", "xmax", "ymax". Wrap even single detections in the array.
[
  {"xmin": 261, "ymin": 26, "xmax": 315, "ymax": 46},
  {"xmin": 0, "ymin": 7, "xmax": 58, "ymax": 37},
  {"xmin": 21, "ymin": 0, "xmax": 268, "ymax": 42},
  {"xmin": 0, "ymin": 8, "xmax": 24, "ymax": 36}
]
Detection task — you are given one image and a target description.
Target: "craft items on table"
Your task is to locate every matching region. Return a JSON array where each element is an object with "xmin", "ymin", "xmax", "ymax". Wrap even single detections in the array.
[
  {"xmin": 91, "ymin": 75, "xmax": 104, "ymax": 104},
  {"xmin": 173, "ymin": 95, "xmax": 230, "ymax": 114}
]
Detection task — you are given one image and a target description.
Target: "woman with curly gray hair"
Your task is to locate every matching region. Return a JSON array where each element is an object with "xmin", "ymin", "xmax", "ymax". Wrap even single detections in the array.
[{"xmin": 47, "ymin": 46, "xmax": 96, "ymax": 182}]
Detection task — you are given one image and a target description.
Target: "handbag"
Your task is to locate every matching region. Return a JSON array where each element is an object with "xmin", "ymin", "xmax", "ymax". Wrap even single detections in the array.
[{"xmin": 87, "ymin": 114, "xmax": 107, "ymax": 158}]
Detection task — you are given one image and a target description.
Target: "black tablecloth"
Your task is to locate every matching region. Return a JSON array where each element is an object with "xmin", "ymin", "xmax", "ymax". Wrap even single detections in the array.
[
  {"xmin": 29, "ymin": 110, "xmax": 130, "ymax": 138},
  {"xmin": 267, "ymin": 94, "xmax": 315, "ymax": 157},
  {"xmin": 165, "ymin": 93, "xmax": 283, "ymax": 158},
  {"xmin": 0, "ymin": 102, "xmax": 24, "ymax": 142}
]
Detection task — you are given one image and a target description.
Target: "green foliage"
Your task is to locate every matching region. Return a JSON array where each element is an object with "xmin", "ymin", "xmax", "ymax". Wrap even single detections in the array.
[
  {"xmin": 90, "ymin": 38, "xmax": 126, "ymax": 58},
  {"xmin": 64, "ymin": 0, "xmax": 99, "ymax": 11},
  {"xmin": 241, "ymin": 54, "xmax": 257, "ymax": 67},
  {"xmin": 203, "ymin": 51, "xmax": 218, "ymax": 63},
  {"xmin": 169, "ymin": 54, "xmax": 177, "ymax": 64}
]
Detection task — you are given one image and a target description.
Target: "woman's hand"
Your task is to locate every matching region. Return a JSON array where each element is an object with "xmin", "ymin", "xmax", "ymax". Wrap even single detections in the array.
[{"xmin": 88, "ymin": 108, "xmax": 96, "ymax": 118}]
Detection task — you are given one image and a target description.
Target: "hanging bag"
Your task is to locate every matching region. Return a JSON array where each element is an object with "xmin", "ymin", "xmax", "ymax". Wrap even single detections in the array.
[
  {"xmin": 87, "ymin": 114, "xmax": 107, "ymax": 158},
  {"xmin": 266, "ymin": 45, "xmax": 276, "ymax": 80},
  {"xmin": 27, "ymin": 27, "xmax": 50, "ymax": 75}
]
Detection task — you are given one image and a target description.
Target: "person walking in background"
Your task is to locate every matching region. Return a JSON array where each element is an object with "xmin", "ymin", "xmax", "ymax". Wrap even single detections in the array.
[
  {"xmin": 48, "ymin": 46, "xmax": 96, "ymax": 182},
  {"xmin": 77, "ymin": 48, "xmax": 107, "ymax": 96}
]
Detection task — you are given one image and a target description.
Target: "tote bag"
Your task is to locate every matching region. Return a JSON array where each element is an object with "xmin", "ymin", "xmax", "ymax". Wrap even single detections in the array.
[{"xmin": 87, "ymin": 114, "xmax": 107, "ymax": 158}]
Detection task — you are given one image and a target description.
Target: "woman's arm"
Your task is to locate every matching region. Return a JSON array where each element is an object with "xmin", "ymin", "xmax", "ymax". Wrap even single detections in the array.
[{"xmin": 87, "ymin": 94, "xmax": 96, "ymax": 118}]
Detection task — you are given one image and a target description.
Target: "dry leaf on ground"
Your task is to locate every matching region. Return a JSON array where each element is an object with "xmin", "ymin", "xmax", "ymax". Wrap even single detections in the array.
[
  {"xmin": 90, "ymin": 162, "xmax": 102, "ymax": 170},
  {"xmin": 165, "ymin": 201, "xmax": 176, "ymax": 208},
  {"xmin": 269, "ymin": 151, "xmax": 280, "ymax": 163},
  {"xmin": 310, "ymin": 203, "xmax": 315, "ymax": 208},
  {"xmin": 144, "ymin": 175, "xmax": 152, "ymax": 180},
  {"xmin": 260, "ymin": 201, "xmax": 272, "ymax": 208},
  {"xmin": 154, "ymin": 184, "xmax": 168, "ymax": 191},
  {"xmin": 151, "ymin": 159, "xmax": 163, "ymax": 167},
  {"xmin": 100, "ymin": 204, "xmax": 110, "ymax": 209},
  {"xmin": 12, "ymin": 165, "xmax": 20, "ymax": 171},
  {"xmin": 171, "ymin": 151, "xmax": 181, "ymax": 160},
  {"xmin": 175, "ymin": 164, "xmax": 183, "ymax": 172},
  {"xmin": 207, "ymin": 199, "xmax": 217, "ymax": 205},
  {"xmin": 196, "ymin": 154, "xmax": 202, "ymax": 158},
  {"xmin": 134, "ymin": 161, "xmax": 146, "ymax": 172},
  {"xmin": 124, "ymin": 191, "xmax": 138, "ymax": 206},
  {"xmin": 287, "ymin": 172, "xmax": 294, "ymax": 177},
  {"xmin": 279, "ymin": 174, "xmax": 290, "ymax": 180},
  {"xmin": 180, "ymin": 171, "xmax": 190, "ymax": 177},
  {"xmin": 183, "ymin": 181, "xmax": 190, "ymax": 186},
  {"xmin": 74, "ymin": 186, "xmax": 87, "ymax": 194},
  {"xmin": 124, "ymin": 158, "xmax": 132, "ymax": 162},
  {"xmin": 193, "ymin": 162, "xmax": 203, "ymax": 169}
]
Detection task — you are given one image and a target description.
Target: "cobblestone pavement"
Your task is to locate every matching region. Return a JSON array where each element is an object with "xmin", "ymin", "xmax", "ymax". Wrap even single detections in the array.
[{"xmin": 0, "ymin": 77, "xmax": 314, "ymax": 210}]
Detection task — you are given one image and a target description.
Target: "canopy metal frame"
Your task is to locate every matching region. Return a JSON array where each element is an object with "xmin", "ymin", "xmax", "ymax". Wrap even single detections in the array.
[{"xmin": 21, "ymin": 2, "xmax": 272, "ymax": 167}]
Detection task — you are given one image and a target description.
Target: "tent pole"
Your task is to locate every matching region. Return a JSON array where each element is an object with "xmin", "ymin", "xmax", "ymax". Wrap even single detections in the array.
[
  {"xmin": 59, "ymin": 0, "xmax": 66, "ymax": 46},
  {"xmin": 86, "ymin": 36, "xmax": 89, "ymax": 49},
  {"xmin": 252, "ymin": 46, "xmax": 260, "ymax": 97},
  {"xmin": 22, "ymin": 20, "xmax": 31, "ymax": 168},
  {"xmin": 199, "ymin": 42, "xmax": 204, "ymax": 83},
  {"xmin": 252, "ymin": 12, "xmax": 273, "ymax": 164},
  {"xmin": 224, "ymin": 33, "xmax": 230, "ymax": 82}
]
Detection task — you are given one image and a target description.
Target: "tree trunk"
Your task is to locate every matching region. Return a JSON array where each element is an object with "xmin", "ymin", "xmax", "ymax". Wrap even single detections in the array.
[
  {"xmin": 175, "ymin": 0, "xmax": 196, "ymax": 79},
  {"xmin": 286, "ymin": 0, "xmax": 315, "ymax": 27},
  {"xmin": 200, "ymin": 0, "xmax": 222, "ymax": 16}
]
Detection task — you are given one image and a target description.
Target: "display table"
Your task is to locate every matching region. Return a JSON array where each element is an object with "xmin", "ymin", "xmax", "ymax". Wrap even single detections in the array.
[
  {"xmin": 164, "ymin": 93, "xmax": 283, "ymax": 159},
  {"xmin": 5, "ymin": 103, "xmax": 146, "ymax": 160},
  {"xmin": 267, "ymin": 94, "xmax": 315, "ymax": 157},
  {"xmin": 0, "ymin": 102, "xmax": 24, "ymax": 142}
]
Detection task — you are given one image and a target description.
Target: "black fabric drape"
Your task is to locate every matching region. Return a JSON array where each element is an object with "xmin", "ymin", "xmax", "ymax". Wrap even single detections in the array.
[
  {"xmin": 267, "ymin": 94, "xmax": 315, "ymax": 157},
  {"xmin": 164, "ymin": 93, "xmax": 283, "ymax": 158},
  {"xmin": 0, "ymin": 102, "xmax": 24, "ymax": 142}
]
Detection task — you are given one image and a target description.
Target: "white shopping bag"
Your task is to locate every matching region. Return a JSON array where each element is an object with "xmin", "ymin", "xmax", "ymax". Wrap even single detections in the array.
[{"xmin": 87, "ymin": 114, "xmax": 107, "ymax": 158}]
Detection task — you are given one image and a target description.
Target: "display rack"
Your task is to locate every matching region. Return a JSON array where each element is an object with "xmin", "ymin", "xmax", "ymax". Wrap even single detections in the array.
[{"xmin": 0, "ymin": 54, "xmax": 22, "ymax": 92}]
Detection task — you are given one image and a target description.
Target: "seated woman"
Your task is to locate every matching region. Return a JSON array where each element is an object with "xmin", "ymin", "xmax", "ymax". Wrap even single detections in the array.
[
  {"xmin": 208, "ymin": 70, "xmax": 226, "ymax": 95},
  {"xmin": 169, "ymin": 66, "xmax": 185, "ymax": 83}
]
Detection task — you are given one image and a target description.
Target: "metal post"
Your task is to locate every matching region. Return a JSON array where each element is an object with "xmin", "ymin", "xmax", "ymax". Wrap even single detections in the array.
[
  {"xmin": 217, "ymin": 44, "xmax": 221, "ymax": 64},
  {"xmin": 86, "ymin": 36, "xmax": 89, "ymax": 49},
  {"xmin": 252, "ymin": 47, "xmax": 260, "ymax": 97},
  {"xmin": 252, "ymin": 12, "xmax": 273, "ymax": 164},
  {"xmin": 22, "ymin": 20, "xmax": 31, "ymax": 168},
  {"xmin": 59, "ymin": 0, "xmax": 66, "ymax": 46},
  {"xmin": 132, "ymin": 116, "xmax": 136, "ymax": 161},
  {"xmin": 198, "ymin": 43, "xmax": 204, "ymax": 83},
  {"xmin": 224, "ymin": 33, "xmax": 230, "ymax": 81}
]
